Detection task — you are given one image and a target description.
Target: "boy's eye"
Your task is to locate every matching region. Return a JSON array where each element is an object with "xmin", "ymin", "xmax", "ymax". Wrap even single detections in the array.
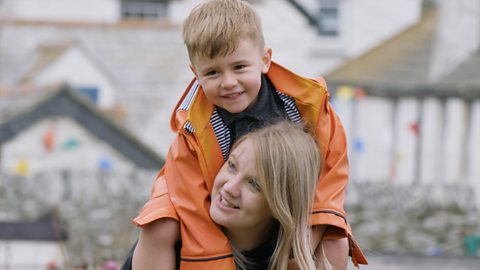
[
  {"xmin": 248, "ymin": 179, "xmax": 261, "ymax": 192},
  {"xmin": 205, "ymin": 70, "xmax": 218, "ymax": 76},
  {"xmin": 234, "ymin": 64, "xmax": 247, "ymax": 71}
]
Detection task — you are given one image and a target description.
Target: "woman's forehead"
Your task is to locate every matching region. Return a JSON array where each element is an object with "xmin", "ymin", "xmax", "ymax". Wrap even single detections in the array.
[{"xmin": 230, "ymin": 139, "xmax": 256, "ymax": 168}]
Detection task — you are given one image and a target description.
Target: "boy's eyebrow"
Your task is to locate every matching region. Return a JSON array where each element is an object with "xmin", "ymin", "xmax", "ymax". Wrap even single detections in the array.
[
  {"xmin": 231, "ymin": 60, "xmax": 249, "ymax": 65},
  {"xmin": 198, "ymin": 65, "xmax": 217, "ymax": 74}
]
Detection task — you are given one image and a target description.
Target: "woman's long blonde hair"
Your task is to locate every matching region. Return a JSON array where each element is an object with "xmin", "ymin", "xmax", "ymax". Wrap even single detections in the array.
[{"xmin": 231, "ymin": 121, "xmax": 328, "ymax": 270}]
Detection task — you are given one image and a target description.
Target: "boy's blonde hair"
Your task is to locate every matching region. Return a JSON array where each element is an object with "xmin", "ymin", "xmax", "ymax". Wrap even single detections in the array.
[
  {"xmin": 231, "ymin": 121, "xmax": 331, "ymax": 270},
  {"xmin": 182, "ymin": 0, "xmax": 265, "ymax": 60}
]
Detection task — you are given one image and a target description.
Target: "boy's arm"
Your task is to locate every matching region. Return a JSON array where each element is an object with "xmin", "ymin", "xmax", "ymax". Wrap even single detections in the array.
[
  {"xmin": 312, "ymin": 102, "xmax": 368, "ymax": 267},
  {"xmin": 162, "ymin": 134, "xmax": 236, "ymax": 268},
  {"xmin": 133, "ymin": 133, "xmax": 236, "ymax": 269},
  {"xmin": 312, "ymin": 101, "xmax": 349, "ymax": 231},
  {"xmin": 311, "ymin": 226, "xmax": 349, "ymax": 270}
]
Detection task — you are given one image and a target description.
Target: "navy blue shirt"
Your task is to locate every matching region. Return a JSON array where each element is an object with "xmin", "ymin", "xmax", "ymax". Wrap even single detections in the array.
[{"xmin": 217, "ymin": 75, "xmax": 287, "ymax": 147}]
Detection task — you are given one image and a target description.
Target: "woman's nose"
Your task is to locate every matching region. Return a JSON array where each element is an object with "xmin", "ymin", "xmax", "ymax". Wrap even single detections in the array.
[{"xmin": 223, "ymin": 178, "xmax": 241, "ymax": 197}]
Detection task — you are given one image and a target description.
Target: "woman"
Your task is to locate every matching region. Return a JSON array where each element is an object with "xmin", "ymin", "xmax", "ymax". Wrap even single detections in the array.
[
  {"xmin": 123, "ymin": 121, "xmax": 329, "ymax": 270},
  {"xmin": 210, "ymin": 121, "xmax": 330, "ymax": 270}
]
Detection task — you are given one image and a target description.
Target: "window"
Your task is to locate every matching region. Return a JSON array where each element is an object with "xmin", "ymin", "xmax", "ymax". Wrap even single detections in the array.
[
  {"xmin": 77, "ymin": 87, "xmax": 99, "ymax": 104},
  {"xmin": 121, "ymin": 1, "xmax": 168, "ymax": 19},
  {"xmin": 318, "ymin": 0, "xmax": 340, "ymax": 36}
]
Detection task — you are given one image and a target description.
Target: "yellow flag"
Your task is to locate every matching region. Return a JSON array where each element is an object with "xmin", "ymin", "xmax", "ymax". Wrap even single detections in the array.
[
  {"xmin": 336, "ymin": 85, "xmax": 354, "ymax": 100},
  {"xmin": 14, "ymin": 159, "xmax": 28, "ymax": 176}
]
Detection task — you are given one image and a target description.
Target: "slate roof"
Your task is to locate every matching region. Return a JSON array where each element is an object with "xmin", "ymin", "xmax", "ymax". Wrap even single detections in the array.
[
  {"xmin": 323, "ymin": 5, "xmax": 480, "ymax": 99},
  {"xmin": 0, "ymin": 212, "xmax": 67, "ymax": 241},
  {"xmin": 325, "ymin": 10, "xmax": 438, "ymax": 88},
  {"xmin": 0, "ymin": 83, "xmax": 165, "ymax": 170},
  {"xmin": 0, "ymin": 20, "xmax": 192, "ymax": 155},
  {"xmin": 439, "ymin": 50, "xmax": 480, "ymax": 86},
  {"xmin": 20, "ymin": 43, "xmax": 72, "ymax": 83},
  {"xmin": 19, "ymin": 41, "xmax": 116, "ymax": 85}
]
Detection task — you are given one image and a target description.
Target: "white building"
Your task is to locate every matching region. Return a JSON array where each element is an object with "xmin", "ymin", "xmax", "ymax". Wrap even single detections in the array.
[
  {"xmin": 0, "ymin": 0, "xmax": 423, "ymax": 155},
  {"xmin": 0, "ymin": 84, "xmax": 164, "ymax": 175}
]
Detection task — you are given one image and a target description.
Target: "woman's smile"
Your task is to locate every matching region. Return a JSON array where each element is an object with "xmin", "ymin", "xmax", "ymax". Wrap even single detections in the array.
[{"xmin": 219, "ymin": 192, "xmax": 240, "ymax": 209}]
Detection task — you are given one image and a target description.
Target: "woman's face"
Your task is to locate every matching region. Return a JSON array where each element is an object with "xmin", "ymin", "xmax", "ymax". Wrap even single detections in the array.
[{"xmin": 210, "ymin": 138, "xmax": 273, "ymax": 233}]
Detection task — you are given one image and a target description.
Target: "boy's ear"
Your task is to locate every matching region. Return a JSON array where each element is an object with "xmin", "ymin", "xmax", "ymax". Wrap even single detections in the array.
[
  {"xmin": 189, "ymin": 63, "xmax": 198, "ymax": 78},
  {"xmin": 261, "ymin": 48, "xmax": 272, "ymax": 74}
]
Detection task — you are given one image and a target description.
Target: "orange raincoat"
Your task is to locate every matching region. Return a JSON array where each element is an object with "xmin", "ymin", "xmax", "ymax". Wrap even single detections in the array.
[{"xmin": 134, "ymin": 62, "xmax": 367, "ymax": 269}]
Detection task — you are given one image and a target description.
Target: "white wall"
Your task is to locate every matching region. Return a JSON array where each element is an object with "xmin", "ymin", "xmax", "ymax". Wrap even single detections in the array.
[
  {"xmin": 419, "ymin": 98, "xmax": 444, "ymax": 184},
  {"xmin": 34, "ymin": 46, "xmax": 115, "ymax": 109},
  {"xmin": 169, "ymin": 0, "xmax": 422, "ymax": 77},
  {"xmin": 341, "ymin": 0, "xmax": 421, "ymax": 57},
  {"xmin": 0, "ymin": 0, "xmax": 120, "ymax": 23},
  {"xmin": 468, "ymin": 101, "xmax": 480, "ymax": 207},
  {"xmin": 1, "ymin": 117, "xmax": 136, "ymax": 175},
  {"xmin": 350, "ymin": 97, "xmax": 394, "ymax": 182},
  {"xmin": 262, "ymin": 0, "xmax": 421, "ymax": 76},
  {"xmin": 442, "ymin": 99, "xmax": 468, "ymax": 184},
  {"xmin": 392, "ymin": 98, "xmax": 421, "ymax": 184},
  {"xmin": 429, "ymin": 0, "xmax": 480, "ymax": 81},
  {"xmin": 0, "ymin": 241, "xmax": 64, "ymax": 270},
  {"xmin": 333, "ymin": 93, "xmax": 480, "ymax": 208}
]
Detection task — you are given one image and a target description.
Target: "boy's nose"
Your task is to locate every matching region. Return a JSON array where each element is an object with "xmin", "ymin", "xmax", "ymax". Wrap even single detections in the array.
[{"xmin": 220, "ymin": 72, "xmax": 237, "ymax": 89}]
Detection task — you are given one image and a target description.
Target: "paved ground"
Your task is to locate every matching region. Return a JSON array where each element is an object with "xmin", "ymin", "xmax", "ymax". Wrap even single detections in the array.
[{"xmin": 348, "ymin": 253, "xmax": 480, "ymax": 270}]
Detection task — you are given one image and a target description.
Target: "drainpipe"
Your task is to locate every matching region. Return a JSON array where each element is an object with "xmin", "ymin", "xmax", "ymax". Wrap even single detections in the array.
[{"xmin": 284, "ymin": 0, "xmax": 320, "ymax": 30}]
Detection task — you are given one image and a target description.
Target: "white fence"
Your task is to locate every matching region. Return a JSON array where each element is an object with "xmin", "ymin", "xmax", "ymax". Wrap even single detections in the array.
[{"xmin": 331, "ymin": 84, "xmax": 480, "ymax": 209}]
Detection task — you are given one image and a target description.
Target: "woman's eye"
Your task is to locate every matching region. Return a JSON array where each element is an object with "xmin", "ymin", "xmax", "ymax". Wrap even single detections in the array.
[
  {"xmin": 227, "ymin": 160, "xmax": 236, "ymax": 171},
  {"xmin": 248, "ymin": 179, "xmax": 261, "ymax": 192}
]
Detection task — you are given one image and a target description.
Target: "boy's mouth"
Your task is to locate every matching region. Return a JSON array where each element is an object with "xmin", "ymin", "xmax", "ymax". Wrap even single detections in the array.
[{"xmin": 222, "ymin": 92, "xmax": 244, "ymax": 99}]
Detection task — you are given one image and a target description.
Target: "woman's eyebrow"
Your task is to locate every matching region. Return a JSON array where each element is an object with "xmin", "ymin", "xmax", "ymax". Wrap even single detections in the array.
[{"xmin": 228, "ymin": 153, "xmax": 238, "ymax": 162}]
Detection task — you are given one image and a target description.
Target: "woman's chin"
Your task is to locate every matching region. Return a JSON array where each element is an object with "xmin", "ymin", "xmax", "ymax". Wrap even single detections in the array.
[{"xmin": 210, "ymin": 207, "xmax": 228, "ymax": 227}]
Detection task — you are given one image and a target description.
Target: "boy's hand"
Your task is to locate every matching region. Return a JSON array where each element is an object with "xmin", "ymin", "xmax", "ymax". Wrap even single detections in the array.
[
  {"xmin": 310, "ymin": 225, "xmax": 326, "ymax": 251},
  {"xmin": 311, "ymin": 225, "xmax": 349, "ymax": 270}
]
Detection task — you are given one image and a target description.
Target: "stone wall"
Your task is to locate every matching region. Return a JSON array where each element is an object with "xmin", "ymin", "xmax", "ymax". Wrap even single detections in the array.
[{"xmin": 346, "ymin": 182, "xmax": 480, "ymax": 256}]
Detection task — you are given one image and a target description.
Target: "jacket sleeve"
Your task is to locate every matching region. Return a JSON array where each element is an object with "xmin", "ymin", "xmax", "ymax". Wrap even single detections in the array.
[
  {"xmin": 133, "ymin": 169, "xmax": 179, "ymax": 226},
  {"xmin": 311, "ymin": 101, "xmax": 350, "ymax": 236},
  {"xmin": 312, "ymin": 102, "xmax": 369, "ymax": 266},
  {"xmin": 163, "ymin": 134, "xmax": 235, "ymax": 265}
]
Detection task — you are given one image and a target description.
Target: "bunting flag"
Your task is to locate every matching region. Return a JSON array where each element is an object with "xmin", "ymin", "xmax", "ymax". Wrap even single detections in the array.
[
  {"xmin": 409, "ymin": 121, "xmax": 420, "ymax": 136},
  {"xmin": 390, "ymin": 161, "xmax": 397, "ymax": 179},
  {"xmin": 14, "ymin": 158, "xmax": 29, "ymax": 176},
  {"xmin": 336, "ymin": 85, "xmax": 355, "ymax": 100},
  {"xmin": 353, "ymin": 137, "xmax": 365, "ymax": 153},
  {"xmin": 43, "ymin": 126, "xmax": 55, "ymax": 151},
  {"xmin": 62, "ymin": 138, "xmax": 80, "ymax": 150},
  {"xmin": 98, "ymin": 157, "xmax": 113, "ymax": 171},
  {"xmin": 336, "ymin": 85, "xmax": 368, "ymax": 100},
  {"xmin": 354, "ymin": 87, "xmax": 367, "ymax": 99},
  {"xmin": 390, "ymin": 152, "xmax": 404, "ymax": 179}
]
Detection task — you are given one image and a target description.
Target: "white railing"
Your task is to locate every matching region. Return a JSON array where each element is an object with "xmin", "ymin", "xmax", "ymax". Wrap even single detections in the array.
[{"xmin": 331, "ymin": 83, "xmax": 480, "ymax": 208}]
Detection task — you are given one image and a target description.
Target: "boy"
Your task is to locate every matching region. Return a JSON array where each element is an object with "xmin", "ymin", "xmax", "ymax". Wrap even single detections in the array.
[{"xmin": 131, "ymin": 0, "xmax": 367, "ymax": 269}]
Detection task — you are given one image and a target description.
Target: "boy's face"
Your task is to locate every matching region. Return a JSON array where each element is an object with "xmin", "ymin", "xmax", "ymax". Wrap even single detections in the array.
[{"xmin": 190, "ymin": 39, "xmax": 272, "ymax": 113}]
